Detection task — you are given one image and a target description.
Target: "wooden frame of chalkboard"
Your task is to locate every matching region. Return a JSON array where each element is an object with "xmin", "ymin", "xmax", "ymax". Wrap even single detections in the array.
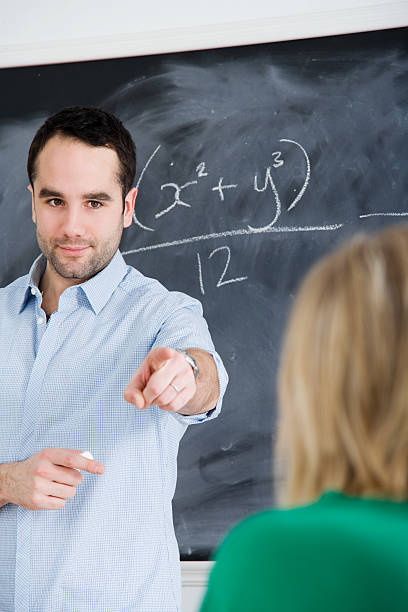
[{"xmin": 0, "ymin": 27, "xmax": 407, "ymax": 561}]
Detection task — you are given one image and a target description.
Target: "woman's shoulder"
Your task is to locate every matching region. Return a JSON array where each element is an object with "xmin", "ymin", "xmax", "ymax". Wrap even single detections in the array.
[
  {"xmin": 213, "ymin": 500, "xmax": 314, "ymax": 562},
  {"xmin": 214, "ymin": 490, "xmax": 408, "ymax": 563},
  {"xmin": 220, "ymin": 492, "xmax": 328, "ymax": 539}
]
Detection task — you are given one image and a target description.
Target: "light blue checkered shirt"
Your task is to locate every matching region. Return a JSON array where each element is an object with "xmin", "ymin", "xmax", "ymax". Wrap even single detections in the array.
[{"xmin": 0, "ymin": 250, "xmax": 227, "ymax": 612}]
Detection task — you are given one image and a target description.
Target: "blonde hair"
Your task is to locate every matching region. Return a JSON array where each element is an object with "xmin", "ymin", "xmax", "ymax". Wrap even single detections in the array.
[{"xmin": 276, "ymin": 225, "xmax": 408, "ymax": 506}]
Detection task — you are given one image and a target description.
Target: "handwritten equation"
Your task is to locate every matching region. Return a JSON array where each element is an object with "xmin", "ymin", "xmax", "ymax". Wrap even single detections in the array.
[
  {"xmin": 122, "ymin": 138, "xmax": 406, "ymax": 295},
  {"xmin": 131, "ymin": 138, "xmax": 314, "ymax": 234},
  {"xmin": 123, "ymin": 138, "xmax": 346, "ymax": 260}
]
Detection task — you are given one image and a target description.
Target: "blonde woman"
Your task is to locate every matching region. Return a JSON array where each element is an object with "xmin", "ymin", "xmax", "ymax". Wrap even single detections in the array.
[{"xmin": 200, "ymin": 225, "xmax": 408, "ymax": 612}]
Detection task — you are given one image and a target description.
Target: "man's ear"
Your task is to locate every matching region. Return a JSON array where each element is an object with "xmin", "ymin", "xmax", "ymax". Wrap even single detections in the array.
[
  {"xmin": 123, "ymin": 187, "xmax": 138, "ymax": 228},
  {"xmin": 28, "ymin": 185, "xmax": 36, "ymax": 224}
]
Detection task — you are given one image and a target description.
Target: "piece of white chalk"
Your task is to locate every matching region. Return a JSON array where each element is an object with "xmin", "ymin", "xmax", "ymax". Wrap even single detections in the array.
[
  {"xmin": 75, "ymin": 451, "xmax": 94, "ymax": 471},
  {"xmin": 80, "ymin": 451, "xmax": 94, "ymax": 460}
]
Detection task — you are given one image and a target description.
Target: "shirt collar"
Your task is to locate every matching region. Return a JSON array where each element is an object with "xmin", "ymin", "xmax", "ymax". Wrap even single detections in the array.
[
  {"xmin": 18, "ymin": 254, "xmax": 46, "ymax": 313},
  {"xmin": 79, "ymin": 250, "xmax": 128, "ymax": 314},
  {"xmin": 20, "ymin": 250, "xmax": 129, "ymax": 316}
]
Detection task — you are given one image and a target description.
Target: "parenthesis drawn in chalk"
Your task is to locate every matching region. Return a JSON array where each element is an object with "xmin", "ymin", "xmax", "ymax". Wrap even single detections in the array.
[
  {"xmin": 280, "ymin": 138, "xmax": 311, "ymax": 212},
  {"xmin": 132, "ymin": 145, "xmax": 162, "ymax": 232}
]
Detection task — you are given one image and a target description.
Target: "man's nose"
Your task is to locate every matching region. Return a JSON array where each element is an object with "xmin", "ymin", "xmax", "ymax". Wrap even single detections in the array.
[{"xmin": 61, "ymin": 206, "xmax": 86, "ymax": 238}]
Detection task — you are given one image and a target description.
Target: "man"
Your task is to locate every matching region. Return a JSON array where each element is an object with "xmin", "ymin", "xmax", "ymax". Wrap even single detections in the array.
[{"xmin": 0, "ymin": 106, "xmax": 228, "ymax": 612}]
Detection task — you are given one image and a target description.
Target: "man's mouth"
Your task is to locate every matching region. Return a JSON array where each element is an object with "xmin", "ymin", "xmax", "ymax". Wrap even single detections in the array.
[{"xmin": 58, "ymin": 245, "xmax": 91, "ymax": 256}]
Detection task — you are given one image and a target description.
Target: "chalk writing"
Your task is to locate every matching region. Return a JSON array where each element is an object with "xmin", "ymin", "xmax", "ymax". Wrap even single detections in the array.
[
  {"xmin": 212, "ymin": 177, "xmax": 238, "ymax": 202},
  {"xmin": 155, "ymin": 180, "xmax": 198, "ymax": 218},
  {"xmin": 282, "ymin": 139, "xmax": 310, "ymax": 212},
  {"xmin": 197, "ymin": 252, "xmax": 205, "ymax": 295},
  {"xmin": 197, "ymin": 246, "xmax": 248, "ymax": 295},
  {"xmin": 133, "ymin": 144, "xmax": 161, "ymax": 232},
  {"xmin": 122, "ymin": 224, "xmax": 343, "ymax": 256},
  {"xmin": 251, "ymin": 167, "xmax": 281, "ymax": 231},
  {"xmin": 271, "ymin": 151, "xmax": 284, "ymax": 168},
  {"xmin": 249, "ymin": 139, "xmax": 310, "ymax": 231},
  {"xmin": 124, "ymin": 137, "xmax": 350, "ymax": 268},
  {"xmin": 360, "ymin": 212, "xmax": 408, "ymax": 218},
  {"xmin": 133, "ymin": 137, "xmax": 312, "ymax": 233},
  {"xmin": 196, "ymin": 162, "xmax": 208, "ymax": 177}
]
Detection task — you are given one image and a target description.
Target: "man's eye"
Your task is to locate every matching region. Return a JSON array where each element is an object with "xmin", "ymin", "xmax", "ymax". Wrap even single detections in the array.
[
  {"xmin": 87, "ymin": 201, "xmax": 102, "ymax": 209},
  {"xmin": 48, "ymin": 198, "xmax": 63, "ymax": 206}
]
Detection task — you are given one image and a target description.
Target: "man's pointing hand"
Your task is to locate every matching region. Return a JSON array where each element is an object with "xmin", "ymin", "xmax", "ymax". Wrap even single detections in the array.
[{"xmin": 124, "ymin": 347, "xmax": 197, "ymax": 413}]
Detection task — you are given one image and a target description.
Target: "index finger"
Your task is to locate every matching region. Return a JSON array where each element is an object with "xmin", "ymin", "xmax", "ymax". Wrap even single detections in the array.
[
  {"xmin": 142, "ymin": 353, "xmax": 190, "ymax": 405},
  {"xmin": 51, "ymin": 449, "xmax": 104, "ymax": 475}
]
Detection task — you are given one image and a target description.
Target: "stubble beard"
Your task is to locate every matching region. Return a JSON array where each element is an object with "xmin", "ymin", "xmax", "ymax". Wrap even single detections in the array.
[{"xmin": 36, "ymin": 229, "xmax": 123, "ymax": 281}]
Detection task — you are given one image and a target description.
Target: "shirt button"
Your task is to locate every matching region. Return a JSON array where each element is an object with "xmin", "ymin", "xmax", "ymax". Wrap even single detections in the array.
[
  {"xmin": 31, "ymin": 288, "xmax": 36, "ymax": 295},
  {"xmin": 37, "ymin": 317, "xmax": 45, "ymax": 325}
]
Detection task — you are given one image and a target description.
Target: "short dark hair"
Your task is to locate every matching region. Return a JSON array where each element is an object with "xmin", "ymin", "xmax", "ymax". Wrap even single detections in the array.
[{"xmin": 27, "ymin": 106, "xmax": 136, "ymax": 199}]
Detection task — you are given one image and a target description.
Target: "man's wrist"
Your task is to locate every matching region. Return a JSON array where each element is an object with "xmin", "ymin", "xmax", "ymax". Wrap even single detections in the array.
[
  {"xmin": 175, "ymin": 349, "xmax": 199, "ymax": 379},
  {"xmin": 174, "ymin": 348, "xmax": 219, "ymax": 416},
  {"xmin": 0, "ymin": 462, "xmax": 16, "ymax": 508}
]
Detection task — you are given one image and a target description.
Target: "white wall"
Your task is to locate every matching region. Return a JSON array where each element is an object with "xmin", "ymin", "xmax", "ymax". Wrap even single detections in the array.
[
  {"xmin": 0, "ymin": 0, "xmax": 407, "ymax": 67},
  {"xmin": 181, "ymin": 561, "xmax": 213, "ymax": 612}
]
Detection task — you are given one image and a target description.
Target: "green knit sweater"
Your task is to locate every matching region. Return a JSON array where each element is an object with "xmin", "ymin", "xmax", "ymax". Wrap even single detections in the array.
[{"xmin": 200, "ymin": 491, "xmax": 408, "ymax": 612}]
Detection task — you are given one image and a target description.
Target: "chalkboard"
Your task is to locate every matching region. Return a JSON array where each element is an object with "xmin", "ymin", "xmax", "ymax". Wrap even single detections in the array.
[{"xmin": 0, "ymin": 27, "xmax": 407, "ymax": 560}]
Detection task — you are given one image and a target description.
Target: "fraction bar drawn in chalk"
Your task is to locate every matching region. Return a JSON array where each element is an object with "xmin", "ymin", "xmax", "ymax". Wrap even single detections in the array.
[
  {"xmin": 360, "ymin": 213, "xmax": 408, "ymax": 218},
  {"xmin": 122, "ymin": 224, "xmax": 343, "ymax": 256}
]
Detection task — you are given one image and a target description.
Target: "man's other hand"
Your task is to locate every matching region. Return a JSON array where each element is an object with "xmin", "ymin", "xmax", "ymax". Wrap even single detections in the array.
[{"xmin": 0, "ymin": 448, "xmax": 104, "ymax": 510}]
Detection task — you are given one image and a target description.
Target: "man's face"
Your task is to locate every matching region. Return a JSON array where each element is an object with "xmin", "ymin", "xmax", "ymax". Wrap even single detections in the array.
[{"xmin": 30, "ymin": 134, "xmax": 136, "ymax": 284}]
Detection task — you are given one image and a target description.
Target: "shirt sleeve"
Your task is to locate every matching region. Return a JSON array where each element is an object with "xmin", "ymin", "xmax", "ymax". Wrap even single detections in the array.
[{"xmin": 152, "ymin": 291, "xmax": 228, "ymax": 425}]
